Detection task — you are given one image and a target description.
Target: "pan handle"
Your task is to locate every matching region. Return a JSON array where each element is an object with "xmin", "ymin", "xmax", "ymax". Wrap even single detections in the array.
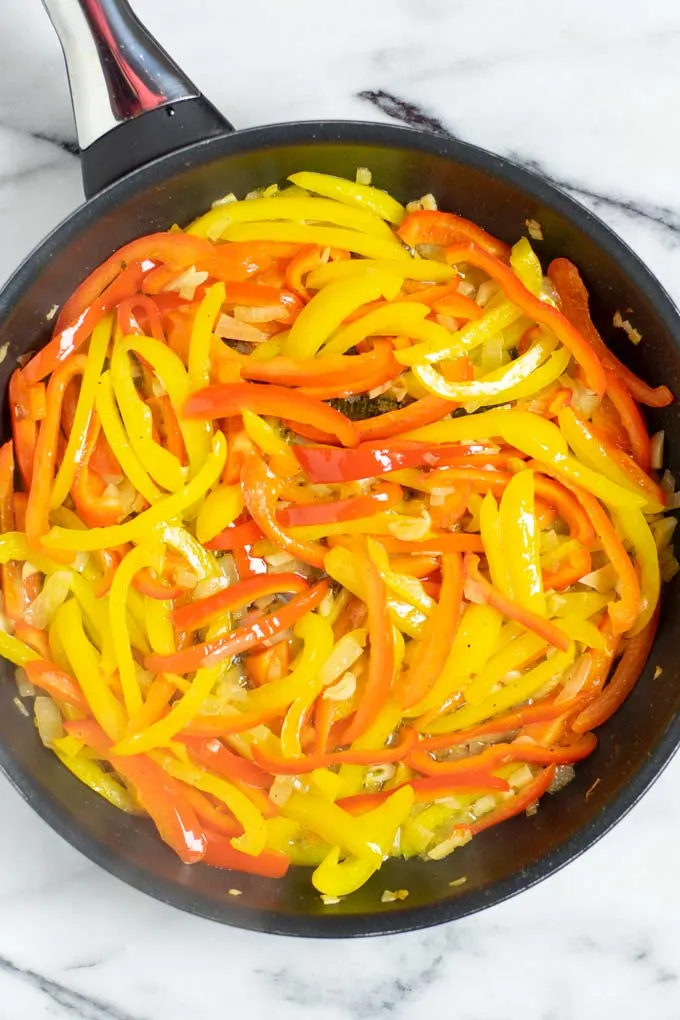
[{"xmin": 42, "ymin": 0, "xmax": 233, "ymax": 198}]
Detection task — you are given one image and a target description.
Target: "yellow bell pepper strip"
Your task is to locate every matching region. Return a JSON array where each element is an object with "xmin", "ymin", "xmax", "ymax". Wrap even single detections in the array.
[
  {"xmin": 395, "ymin": 300, "xmax": 523, "ymax": 366},
  {"xmin": 51, "ymin": 315, "xmax": 113, "ymax": 509},
  {"xmin": 409, "ymin": 603, "xmax": 503, "ymax": 719},
  {"xmin": 547, "ymin": 258, "xmax": 673, "ymax": 408},
  {"xmin": 184, "ymin": 382, "xmax": 359, "ymax": 449},
  {"xmin": 557, "ymin": 615, "xmax": 605, "ymax": 649},
  {"xmin": 241, "ymin": 409, "xmax": 300, "ymax": 477},
  {"xmin": 573, "ymin": 608, "xmax": 658, "ymax": 733},
  {"xmin": 339, "ymin": 544, "xmax": 395, "ymax": 744},
  {"xmin": 245, "ymin": 619, "xmax": 336, "ymax": 718},
  {"xmin": 240, "ymin": 453, "xmax": 326, "ymax": 568},
  {"xmin": 188, "ymin": 282, "xmax": 225, "ymax": 390},
  {"xmin": 288, "ymin": 171, "xmax": 406, "ymax": 225},
  {"xmin": 147, "ymin": 579, "xmax": 329, "ymax": 674},
  {"xmin": 217, "ymin": 221, "xmax": 409, "ymax": 260},
  {"xmin": 463, "ymin": 630, "xmax": 548, "ymax": 707},
  {"xmin": 405, "ymin": 409, "xmax": 646, "ymax": 511},
  {"xmin": 281, "ymin": 791, "xmax": 385, "ymax": 866},
  {"xmin": 480, "ymin": 492, "xmax": 511, "ymax": 596},
  {"xmin": 614, "ymin": 508, "xmax": 659, "ymax": 636},
  {"xmin": 424, "ymin": 642, "xmax": 575, "ymax": 734},
  {"xmin": 499, "ymin": 469, "xmax": 545, "ymax": 616},
  {"xmin": 94, "ymin": 372, "xmax": 162, "ymax": 505},
  {"xmin": 25, "ymin": 354, "xmax": 87, "ymax": 549},
  {"xmin": 486, "ymin": 343, "xmax": 572, "ymax": 404},
  {"xmin": 172, "ymin": 572, "xmax": 308, "ymax": 633},
  {"xmin": 150, "ymin": 523, "xmax": 221, "ymax": 581},
  {"xmin": 324, "ymin": 546, "xmax": 427, "ymax": 639},
  {"xmin": 189, "ymin": 194, "xmax": 396, "ymax": 240},
  {"xmin": 366, "ymin": 539, "xmax": 434, "ymax": 615},
  {"xmin": 410, "ymin": 332, "xmax": 553, "ymax": 403},
  {"xmin": 144, "ymin": 598, "xmax": 176, "ymax": 656},
  {"xmin": 55, "ymin": 598, "xmax": 126, "ymax": 740},
  {"xmin": 111, "ymin": 342, "xmax": 186, "ymax": 492},
  {"xmin": 396, "ymin": 553, "xmax": 463, "ymax": 710},
  {"xmin": 311, "ymin": 786, "xmax": 415, "ymax": 897},
  {"xmin": 108, "ymin": 542, "xmax": 163, "ymax": 716},
  {"xmin": 306, "ymin": 257, "xmax": 455, "ymax": 290},
  {"xmin": 195, "ymin": 483, "xmax": 244, "ymax": 544},
  {"xmin": 53, "ymin": 747, "xmax": 140, "ymax": 813},
  {"xmin": 443, "ymin": 244, "xmax": 607, "ymax": 397},
  {"xmin": 510, "ymin": 237, "xmax": 543, "ymax": 296},
  {"xmin": 120, "ymin": 336, "xmax": 212, "ymax": 478},
  {"xmin": 279, "ymin": 614, "xmax": 336, "ymax": 757},
  {"xmin": 322, "ymin": 302, "xmax": 437, "ymax": 357},
  {"xmin": 557, "ymin": 408, "xmax": 663, "ymax": 513},
  {"xmin": 42, "ymin": 431, "xmax": 226, "ymax": 553},
  {"xmin": 282, "ymin": 269, "xmax": 401, "ymax": 358},
  {"xmin": 0, "ymin": 629, "xmax": 41, "ymax": 667},
  {"xmin": 463, "ymin": 553, "xmax": 570, "ymax": 652}
]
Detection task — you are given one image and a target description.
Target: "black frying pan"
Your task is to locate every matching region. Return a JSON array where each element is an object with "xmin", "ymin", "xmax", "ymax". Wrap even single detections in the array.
[{"xmin": 0, "ymin": 0, "xmax": 678, "ymax": 938}]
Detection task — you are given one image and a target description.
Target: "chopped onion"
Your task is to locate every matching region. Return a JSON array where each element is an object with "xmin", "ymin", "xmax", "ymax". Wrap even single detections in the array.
[
  {"xmin": 264, "ymin": 550, "xmax": 296, "ymax": 567},
  {"xmin": 435, "ymin": 314, "xmax": 458, "ymax": 332},
  {"xmin": 427, "ymin": 829, "xmax": 472, "ymax": 860},
  {"xmin": 13, "ymin": 697, "xmax": 29, "ymax": 717},
  {"xmin": 651, "ymin": 517, "xmax": 677, "ymax": 552},
  {"xmin": 365, "ymin": 763, "xmax": 396, "ymax": 786},
  {"xmin": 211, "ymin": 192, "xmax": 238, "ymax": 208},
  {"xmin": 660, "ymin": 469, "xmax": 676, "ymax": 495},
  {"xmin": 580, "ymin": 564, "xmax": 618, "ymax": 592},
  {"xmin": 269, "ymin": 775, "xmax": 295, "ymax": 806},
  {"xmin": 475, "ymin": 281, "xmax": 499, "ymax": 308},
  {"xmin": 34, "ymin": 697, "xmax": 63, "ymax": 746},
  {"xmin": 233, "ymin": 304, "xmax": 287, "ymax": 323},
  {"xmin": 387, "ymin": 509, "xmax": 431, "ymax": 542},
  {"xmin": 25, "ymin": 571, "xmax": 72, "ymax": 629},
  {"xmin": 613, "ymin": 310, "xmax": 642, "ymax": 345},
  {"xmin": 457, "ymin": 279, "xmax": 476, "ymax": 298},
  {"xmin": 215, "ymin": 313, "xmax": 268, "ymax": 344},
  {"xmin": 508, "ymin": 764, "xmax": 534, "ymax": 789},
  {"xmin": 320, "ymin": 632, "xmax": 367, "ymax": 687},
  {"xmin": 164, "ymin": 266, "xmax": 209, "ymax": 301},
  {"xmin": 555, "ymin": 655, "xmax": 592, "ymax": 704},
  {"xmin": 174, "ymin": 570, "xmax": 199, "ymax": 590},
  {"xmin": 323, "ymin": 670, "xmax": 357, "ymax": 702},
  {"xmin": 193, "ymin": 576, "xmax": 229, "ymax": 600},
  {"xmin": 430, "ymin": 487, "xmax": 455, "ymax": 506},
  {"xmin": 381, "ymin": 888, "xmax": 409, "ymax": 903},
  {"xmin": 650, "ymin": 431, "xmax": 665, "ymax": 470},
  {"xmin": 151, "ymin": 377, "xmax": 167, "ymax": 398},
  {"xmin": 219, "ymin": 554, "xmax": 239, "ymax": 585},
  {"xmin": 355, "ymin": 167, "xmax": 372, "ymax": 186},
  {"xmin": 15, "ymin": 668, "xmax": 35, "ymax": 698},
  {"xmin": 525, "ymin": 218, "xmax": 544, "ymax": 241},
  {"xmin": 472, "ymin": 795, "xmax": 497, "ymax": 818},
  {"xmin": 549, "ymin": 764, "xmax": 576, "ymax": 793},
  {"xmin": 21, "ymin": 561, "xmax": 40, "ymax": 581},
  {"xmin": 665, "ymin": 490, "xmax": 680, "ymax": 511},
  {"xmin": 368, "ymin": 380, "xmax": 393, "ymax": 399}
]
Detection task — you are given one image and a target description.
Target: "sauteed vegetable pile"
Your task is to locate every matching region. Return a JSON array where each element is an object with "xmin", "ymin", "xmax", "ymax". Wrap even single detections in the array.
[{"xmin": 1, "ymin": 169, "xmax": 675, "ymax": 899}]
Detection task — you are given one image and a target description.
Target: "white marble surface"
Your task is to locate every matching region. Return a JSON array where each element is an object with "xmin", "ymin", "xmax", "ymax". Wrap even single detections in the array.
[{"xmin": 1, "ymin": 0, "xmax": 680, "ymax": 1016}]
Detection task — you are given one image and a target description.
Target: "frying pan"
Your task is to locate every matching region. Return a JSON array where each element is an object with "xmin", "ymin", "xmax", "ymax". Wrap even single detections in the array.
[{"xmin": 0, "ymin": 0, "xmax": 678, "ymax": 938}]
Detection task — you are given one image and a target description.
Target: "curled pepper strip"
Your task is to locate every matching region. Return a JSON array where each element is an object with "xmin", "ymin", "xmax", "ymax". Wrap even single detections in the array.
[
  {"xmin": 451, "ymin": 765, "xmax": 556, "ymax": 837},
  {"xmin": 9, "ymin": 370, "xmax": 38, "ymax": 490},
  {"xmin": 172, "ymin": 572, "xmax": 308, "ymax": 632},
  {"xmin": 397, "ymin": 209, "xmax": 511, "ymax": 260}
]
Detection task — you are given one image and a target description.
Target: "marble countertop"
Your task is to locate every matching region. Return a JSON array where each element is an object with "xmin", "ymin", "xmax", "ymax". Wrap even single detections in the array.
[{"xmin": 2, "ymin": 0, "xmax": 680, "ymax": 1016}]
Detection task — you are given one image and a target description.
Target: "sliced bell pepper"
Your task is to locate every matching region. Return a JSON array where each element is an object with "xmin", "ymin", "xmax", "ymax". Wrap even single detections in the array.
[
  {"xmin": 219, "ymin": 221, "xmax": 408, "ymax": 262},
  {"xmin": 288, "ymin": 171, "xmax": 406, "ymax": 225},
  {"xmin": 614, "ymin": 507, "xmax": 660, "ymax": 636},
  {"xmin": 23, "ymin": 659, "xmax": 87, "ymax": 708},
  {"xmin": 499, "ymin": 469, "xmax": 545, "ymax": 616},
  {"xmin": 0, "ymin": 441, "xmax": 29, "ymax": 621},
  {"xmin": 188, "ymin": 282, "xmax": 226, "ymax": 391},
  {"xmin": 278, "ymin": 482, "xmax": 402, "ymax": 528},
  {"xmin": 306, "ymin": 257, "xmax": 455, "ymax": 290},
  {"xmin": 202, "ymin": 831, "xmax": 290, "ymax": 877},
  {"xmin": 452, "ymin": 765, "xmax": 556, "ymax": 837},
  {"xmin": 397, "ymin": 210, "xmax": 511, "ymax": 260},
  {"xmin": 172, "ymin": 572, "xmax": 308, "ymax": 632},
  {"xmin": 479, "ymin": 491, "xmax": 511, "ymax": 597},
  {"xmin": 603, "ymin": 368, "xmax": 651, "ymax": 471},
  {"xmin": 94, "ymin": 372, "xmax": 162, "ymax": 505},
  {"xmin": 116, "ymin": 294, "xmax": 166, "ymax": 342},
  {"xmin": 183, "ymin": 738, "xmax": 270, "ymax": 789},
  {"xmin": 9, "ymin": 369, "xmax": 38, "ymax": 490},
  {"xmin": 204, "ymin": 518, "xmax": 264, "ymax": 552}
]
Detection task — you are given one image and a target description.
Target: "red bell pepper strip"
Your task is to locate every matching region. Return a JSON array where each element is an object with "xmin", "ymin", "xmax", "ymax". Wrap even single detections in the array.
[
  {"xmin": 0, "ymin": 441, "xmax": 28, "ymax": 621},
  {"xmin": 572, "ymin": 605, "xmax": 658, "ymax": 732},
  {"xmin": 23, "ymin": 262, "xmax": 146, "ymax": 386},
  {"xmin": 548, "ymin": 258, "xmax": 673, "ymax": 407},
  {"xmin": 397, "ymin": 553, "xmax": 464, "ymax": 709},
  {"xmin": 542, "ymin": 545, "xmax": 591, "ymax": 591},
  {"xmin": 178, "ymin": 786, "xmax": 242, "ymax": 837},
  {"xmin": 400, "ymin": 280, "xmax": 480, "ymax": 316},
  {"xmin": 133, "ymin": 567, "xmax": 184, "ymax": 601},
  {"xmin": 297, "ymin": 343, "xmax": 404, "ymax": 400},
  {"xmin": 338, "ymin": 771, "xmax": 511, "ymax": 815},
  {"xmin": 418, "ymin": 695, "xmax": 586, "ymax": 751},
  {"xmin": 241, "ymin": 453, "xmax": 326, "ymax": 569},
  {"xmin": 294, "ymin": 439, "xmax": 497, "ymax": 483},
  {"xmin": 408, "ymin": 733, "xmax": 596, "ymax": 777},
  {"xmin": 24, "ymin": 659, "xmax": 87, "ymax": 709},
  {"xmin": 71, "ymin": 420, "xmax": 136, "ymax": 529},
  {"xmin": 172, "ymin": 572, "xmax": 308, "ymax": 632},
  {"xmin": 204, "ymin": 518, "xmax": 264, "ymax": 552},
  {"xmin": 237, "ymin": 347, "xmax": 393, "ymax": 389},
  {"xmin": 355, "ymin": 396, "xmax": 454, "ymax": 442},
  {"xmin": 602, "ymin": 368, "xmax": 651, "ymax": 471},
  {"xmin": 182, "ymin": 737, "xmax": 271, "ymax": 788},
  {"xmin": 146, "ymin": 579, "xmax": 330, "ymax": 674},
  {"xmin": 398, "ymin": 210, "xmax": 511, "ymax": 261},
  {"xmin": 341, "ymin": 545, "xmax": 395, "ymax": 744},
  {"xmin": 451, "ymin": 765, "xmax": 556, "ymax": 837},
  {"xmin": 181, "ymin": 707, "xmax": 282, "ymax": 738},
  {"xmin": 354, "ymin": 534, "xmax": 483, "ymax": 555},
  {"xmin": 201, "ymin": 830, "xmax": 290, "ymax": 877},
  {"xmin": 278, "ymin": 482, "xmax": 402, "ymax": 528},
  {"xmin": 284, "ymin": 245, "xmax": 326, "ymax": 301},
  {"xmin": 533, "ymin": 474, "xmax": 595, "ymax": 546},
  {"xmin": 9, "ymin": 369, "xmax": 38, "ymax": 490},
  {"xmin": 117, "ymin": 294, "xmax": 166, "ymax": 343},
  {"xmin": 251, "ymin": 727, "xmax": 417, "ymax": 775},
  {"xmin": 13, "ymin": 622, "xmax": 50, "ymax": 659},
  {"xmin": 246, "ymin": 641, "xmax": 290, "ymax": 688},
  {"xmin": 444, "ymin": 244, "xmax": 607, "ymax": 397},
  {"xmin": 184, "ymin": 383, "xmax": 359, "ymax": 448},
  {"xmin": 464, "ymin": 553, "xmax": 570, "ymax": 651},
  {"xmin": 198, "ymin": 241, "xmax": 302, "ymax": 285},
  {"xmin": 66, "ymin": 718, "xmax": 207, "ymax": 864}
]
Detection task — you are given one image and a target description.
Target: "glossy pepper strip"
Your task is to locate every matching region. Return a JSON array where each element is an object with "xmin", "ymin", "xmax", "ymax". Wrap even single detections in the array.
[
  {"xmin": 0, "ymin": 441, "xmax": 27, "ymax": 621},
  {"xmin": 236, "ymin": 345, "xmax": 398, "ymax": 389},
  {"xmin": 9, "ymin": 369, "xmax": 38, "ymax": 489},
  {"xmin": 278, "ymin": 482, "xmax": 402, "ymax": 528},
  {"xmin": 202, "ymin": 832, "xmax": 290, "ymax": 878},
  {"xmin": 603, "ymin": 368, "xmax": 651, "ymax": 471},
  {"xmin": 94, "ymin": 372, "xmax": 162, "ymax": 505},
  {"xmin": 294, "ymin": 439, "xmax": 492, "ymax": 483},
  {"xmin": 397, "ymin": 210, "xmax": 511, "ymax": 260},
  {"xmin": 172, "ymin": 572, "xmax": 308, "ymax": 632},
  {"xmin": 66, "ymin": 719, "xmax": 207, "ymax": 864},
  {"xmin": 464, "ymin": 553, "xmax": 569, "ymax": 651},
  {"xmin": 23, "ymin": 262, "xmax": 146, "ymax": 386},
  {"xmin": 183, "ymin": 738, "xmax": 271, "ymax": 789},
  {"xmin": 109, "ymin": 543, "xmax": 163, "ymax": 716},
  {"xmin": 499, "ymin": 469, "xmax": 545, "ymax": 616},
  {"xmin": 146, "ymin": 579, "xmax": 329, "ymax": 674},
  {"xmin": 397, "ymin": 553, "xmax": 464, "ymax": 709},
  {"xmin": 23, "ymin": 659, "xmax": 87, "ymax": 709},
  {"xmin": 241, "ymin": 453, "xmax": 327, "ymax": 568},
  {"xmin": 451, "ymin": 765, "xmax": 556, "ymax": 837},
  {"xmin": 251, "ymin": 728, "xmax": 417, "ymax": 775},
  {"xmin": 288, "ymin": 171, "xmax": 406, "ymax": 225},
  {"xmin": 441, "ymin": 245, "xmax": 607, "ymax": 397},
  {"xmin": 338, "ymin": 771, "xmax": 511, "ymax": 815},
  {"xmin": 547, "ymin": 258, "xmax": 673, "ymax": 407},
  {"xmin": 183, "ymin": 382, "xmax": 359, "ymax": 449}
]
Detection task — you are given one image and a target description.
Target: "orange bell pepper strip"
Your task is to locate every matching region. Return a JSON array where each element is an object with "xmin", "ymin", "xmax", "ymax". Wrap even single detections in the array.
[
  {"xmin": 432, "ymin": 291, "xmax": 485, "ymax": 320},
  {"xmin": 464, "ymin": 553, "xmax": 570, "ymax": 651},
  {"xmin": 443, "ymin": 244, "xmax": 607, "ymax": 397},
  {"xmin": 183, "ymin": 737, "xmax": 271, "ymax": 788},
  {"xmin": 338, "ymin": 771, "xmax": 510, "ymax": 814},
  {"xmin": 294, "ymin": 438, "xmax": 497, "ymax": 483},
  {"xmin": 184, "ymin": 382, "xmax": 359, "ymax": 449},
  {"xmin": 355, "ymin": 395, "xmax": 453, "ymax": 441},
  {"xmin": 126, "ymin": 674, "xmax": 177, "ymax": 732},
  {"xmin": 204, "ymin": 517, "xmax": 264, "ymax": 551},
  {"xmin": 418, "ymin": 695, "xmax": 585, "ymax": 751},
  {"xmin": 23, "ymin": 262, "xmax": 147, "ymax": 386},
  {"xmin": 277, "ymin": 482, "xmax": 402, "ymax": 528},
  {"xmin": 341, "ymin": 546, "xmax": 394, "ymax": 744},
  {"xmin": 117, "ymin": 294, "xmax": 166, "ymax": 342},
  {"xmin": 238, "ymin": 346, "xmax": 395, "ymax": 389},
  {"xmin": 397, "ymin": 553, "xmax": 464, "ymax": 709},
  {"xmin": 547, "ymin": 258, "xmax": 673, "ymax": 408},
  {"xmin": 251, "ymin": 728, "xmax": 417, "ymax": 775},
  {"xmin": 397, "ymin": 210, "xmax": 511, "ymax": 261},
  {"xmin": 0, "ymin": 442, "xmax": 28, "ymax": 621},
  {"xmin": 602, "ymin": 368, "xmax": 651, "ymax": 471},
  {"xmin": 23, "ymin": 659, "xmax": 87, "ymax": 709},
  {"xmin": 198, "ymin": 241, "xmax": 302, "ymax": 285},
  {"xmin": 66, "ymin": 718, "xmax": 207, "ymax": 864},
  {"xmin": 408, "ymin": 734, "xmax": 596, "ymax": 778},
  {"xmin": 172, "ymin": 572, "xmax": 308, "ymax": 632},
  {"xmin": 572, "ymin": 606, "xmax": 658, "ymax": 732},
  {"xmin": 246, "ymin": 642, "xmax": 290, "ymax": 689},
  {"xmin": 364, "ymin": 534, "xmax": 483, "ymax": 555},
  {"xmin": 533, "ymin": 474, "xmax": 595, "ymax": 546},
  {"xmin": 202, "ymin": 830, "xmax": 290, "ymax": 878},
  {"xmin": 9, "ymin": 369, "xmax": 38, "ymax": 490},
  {"xmin": 542, "ymin": 546, "xmax": 591, "ymax": 591},
  {"xmin": 14, "ymin": 622, "xmax": 51, "ymax": 659},
  {"xmin": 146, "ymin": 579, "xmax": 329, "ymax": 674},
  {"xmin": 570, "ymin": 488, "xmax": 640, "ymax": 635},
  {"xmin": 451, "ymin": 765, "xmax": 556, "ymax": 837},
  {"xmin": 297, "ymin": 342, "xmax": 404, "ymax": 401},
  {"xmin": 178, "ymin": 786, "xmax": 242, "ymax": 837},
  {"xmin": 70, "ymin": 420, "xmax": 136, "ymax": 529},
  {"xmin": 181, "ymin": 707, "xmax": 282, "ymax": 738},
  {"xmin": 221, "ymin": 418, "xmax": 256, "ymax": 486},
  {"xmin": 25, "ymin": 354, "xmax": 87, "ymax": 546},
  {"xmin": 132, "ymin": 568, "xmax": 184, "ymax": 601},
  {"xmin": 241, "ymin": 454, "xmax": 326, "ymax": 569},
  {"xmin": 285, "ymin": 245, "xmax": 327, "ymax": 301}
]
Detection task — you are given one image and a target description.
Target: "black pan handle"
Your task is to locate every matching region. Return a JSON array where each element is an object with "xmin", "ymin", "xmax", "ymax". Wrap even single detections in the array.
[{"xmin": 42, "ymin": 0, "xmax": 233, "ymax": 198}]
